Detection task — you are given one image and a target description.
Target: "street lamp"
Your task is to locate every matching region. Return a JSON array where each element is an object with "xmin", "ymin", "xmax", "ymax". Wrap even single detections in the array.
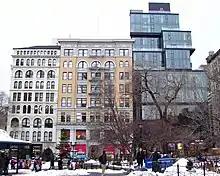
[{"xmin": 138, "ymin": 123, "xmax": 143, "ymax": 149}]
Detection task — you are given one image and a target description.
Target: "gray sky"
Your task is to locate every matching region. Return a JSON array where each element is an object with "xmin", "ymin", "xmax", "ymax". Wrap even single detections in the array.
[{"xmin": 0, "ymin": 0, "xmax": 219, "ymax": 92}]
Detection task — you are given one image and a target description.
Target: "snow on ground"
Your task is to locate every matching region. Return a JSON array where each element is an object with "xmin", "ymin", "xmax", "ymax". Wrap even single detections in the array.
[{"xmin": 12, "ymin": 169, "xmax": 89, "ymax": 176}]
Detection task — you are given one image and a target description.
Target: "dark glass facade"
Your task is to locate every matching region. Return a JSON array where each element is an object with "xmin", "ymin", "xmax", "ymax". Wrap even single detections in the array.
[{"xmin": 130, "ymin": 5, "xmax": 195, "ymax": 70}]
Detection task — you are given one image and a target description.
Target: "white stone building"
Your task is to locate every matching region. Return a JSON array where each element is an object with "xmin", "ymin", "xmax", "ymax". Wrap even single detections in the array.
[{"xmin": 7, "ymin": 46, "xmax": 60, "ymax": 154}]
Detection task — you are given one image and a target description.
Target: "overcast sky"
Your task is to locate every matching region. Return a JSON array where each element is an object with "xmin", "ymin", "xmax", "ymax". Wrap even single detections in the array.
[{"xmin": 0, "ymin": 0, "xmax": 219, "ymax": 92}]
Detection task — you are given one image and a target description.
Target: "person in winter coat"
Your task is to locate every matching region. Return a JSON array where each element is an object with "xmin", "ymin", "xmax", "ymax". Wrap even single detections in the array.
[
  {"xmin": 3, "ymin": 155, "xmax": 9, "ymax": 175},
  {"xmin": 136, "ymin": 148, "xmax": 145, "ymax": 168},
  {"xmin": 0, "ymin": 154, "xmax": 5, "ymax": 175},
  {"xmin": 152, "ymin": 149, "xmax": 161, "ymax": 173},
  {"xmin": 99, "ymin": 151, "xmax": 107, "ymax": 176}
]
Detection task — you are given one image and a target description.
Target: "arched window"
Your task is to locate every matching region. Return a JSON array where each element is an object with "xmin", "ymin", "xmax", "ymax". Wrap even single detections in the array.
[
  {"xmin": 11, "ymin": 118, "xmax": 19, "ymax": 128},
  {"xmin": 27, "ymin": 105, "xmax": 31, "ymax": 114},
  {"xmin": 16, "ymin": 105, "xmax": 20, "ymax": 113},
  {"xmin": 48, "ymin": 59, "xmax": 52, "ymax": 66},
  {"xmin": 45, "ymin": 105, "xmax": 49, "ymax": 114},
  {"xmin": 44, "ymin": 132, "xmax": 48, "ymax": 141},
  {"xmin": 14, "ymin": 70, "xmax": 23, "ymax": 78},
  {"xmin": 45, "ymin": 118, "xmax": 53, "ymax": 128},
  {"xmin": 26, "ymin": 59, "xmax": 30, "ymax": 66},
  {"xmin": 21, "ymin": 131, "xmax": 25, "ymax": 140},
  {"xmin": 49, "ymin": 132, "xmax": 52, "ymax": 141},
  {"xmin": 42, "ymin": 59, "xmax": 45, "ymax": 66},
  {"xmin": 20, "ymin": 59, "xmax": 24, "ymax": 66},
  {"xmin": 33, "ymin": 118, "xmax": 41, "ymax": 128},
  {"xmin": 46, "ymin": 81, "xmax": 50, "ymax": 89},
  {"xmin": 53, "ymin": 59, "xmax": 56, "ymax": 66},
  {"xmin": 33, "ymin": 131, "xmax": 36, "ymax": 141},
  {"xmin": 105, "ymin": 61, "xmax": 114, "ymax": 68},
  {"xmin": 35, "ymin": 81, "xmax": 39, "ymax": 89},
  {"xmin": 23, "ymin": 105, "xmax": 27, "ymax": 113},
  {"xmin": 31, "ymin": 59, "xmax": 34, "ymax": 66},
  {"xmin": 40, "ymin": 81, "xmax": 44, "ymax": 89},
  {"xmin": 34, "ymin": 105, "xmax": 38, "ymax": 114},
  {"xmin": 37, "ymin": 59, "xmax": 41, "ymax": 66},
  {"xmin": 14, "ymin": 131, "xmax": 19, "ymax": 139},
  {"xmin": 25, "ymin": 70, "xmax": 33, "ymax": 78},
  {"xmin": 16, "ymin": 59, "xmax": 19, "ymax": 66},
  {"xmin": 14, "ymin": 81, "xmax": 18, "ymax": 89},
  {"xmin": 12, "ymin": 105, "xmax": 16, "ymax": 113},
  {"xmin": 91, "ymin": 61, "xmax": 101, "ymax": 68},
  {"xmin": 36, "ymin": 70, "xmax": 44, "ymax": 78},
  {"xmin": 29, "ymin": 81, "xmax": 33, "ymax": 89},
  {"xmin": 22, "ymin": 118, "xmax": 30, "ymax": 127},
  {"xmin": 37, "ymin": 131, "xmax": 41, "ymax": 141},
  {"xmin": 47, "ymin": 70, "xmax": 55, "ymax": 78},
  {"xmin": 63, "ymin": 61, "xmax": 68, "ymax": 68},
  {"xmin": 68, "ymin": 61, "xmax": 73, "ymax": 68},
  {"xmin": 78, "ymin": 61, "xmax": 88, "ymax": 68},
  {"xmin": 18, "ymin": 81, "xmax": 22, "ymax": 89},
  {"xmin": 119, "ymin": 61, "xmax": 124, "ymax": 67},
  {"xmin": 39, "ymin": 105, "xmax": 43, "ymax": 114},
  {"xmin": 24, "ymin": 81, "xmax": 28, "ymax": 89},
  {"xmin": 51, "ymin": 81, "xmax": 55, "ymax": 89},
  {"xmin": 10, "ymin": 131, "xmax": 14, "ymax": 138},
  {"xmin": 50, "ymin": 106, "xmax": 53, "ymax": 114},
  {"xmin": 26, "ymin": 131, "xmax": 29, "ymax": 141}
]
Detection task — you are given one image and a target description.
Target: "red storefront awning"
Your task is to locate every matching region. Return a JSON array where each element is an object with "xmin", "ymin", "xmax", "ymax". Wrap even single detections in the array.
[
  {"xmin": 104, "ymin": 145, "xmax": 115, "ymax": 155},
  {"xmin": 74, "ymin": 144, "xmax": 86, "ymax": 154}
]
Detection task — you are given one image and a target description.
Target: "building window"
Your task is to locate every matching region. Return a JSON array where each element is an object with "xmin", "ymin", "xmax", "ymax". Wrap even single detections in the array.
[
  {"xmin": 29, "ymin": 81, "xmax": 33, "ymax": 89},
  {"xmin": 46, "ymin": 81, "xmax": 50, "ymax": 89},
  {"xmin": 45, "ymin": 93, "xmax": 54, "ymax": 102},
  {"xmin": 22, "ymin": 118, "xmax": 30, "ymax": 128},
  {"xmin": 16, "ymin": 59, "xmax": 19, "ymax": 66},
  {"xmin": 105, "ymin": 61, "xmax": 114, "ymax": 68},
  {"xmin": 125, "ymin": 72, "xmax": 129, "ymax": 80},
  {"xmin": 61, "ymin": 97, "xmax": 66, "ymax": 107},
  {"xmin": 48, "ymin": 59, "xmax": 52, "ymax": 66},
  {"xmin": 105, "ymin": 49, "xmax": 114, "ymax": 56},
  {"xmin": 77, "ymin": 85, "xmax": 87, "ymax": 93},
  {"xmin": 104, "ymin": 72, "xmax": 114, "ymax": 80},
  {"xmin": 124, "ymin": 61, "xmax": 129, "ymax": 67},
  {"xmin": 78, "ymin": 61, "xmax": 88, "ymax": 68},
  {"xmin": 92, "ymin": 49, "xmax": 101, "ymax": 56},
  {"xmin": 90, "ymin": 112, "xmax": 100, "ymax": 122},
  {"xmin": 31, "ymin": 59, "xmax": 34, "ymax": 66},
  {"xmin": 76, "ymin": 98, "xmax": 87, "ymax": 107},
  {"xmin": 68, "ymin": 61, "xmax": 73, "ymax": 68},
  {"xmin": 76, "ymin": 130, "xmax": 86, "ymax": 140},
  {"xmin": 51, "ymin": 81, "xmax": 55, "ymax": 89},
  {"xmin": 37, "ymin": 131, "xmax": 41, "ymax": 141},
  {"xmin": 45, "ymin": 118, "xmax": 53, "ymax": 128},
  {"xmin": 76, "ymin": 113, "xmax": 86, "ymax": 123},
  {"xmin": 40, "ymin": 81, "xmax": 44, "ymax": 89},
  {"xmin": 49, "ymin": 132, "xmax": 52, "ymax": 141},
  {"xmin": 125, "ymin": 84, "xmax": 130, "ymax": 94},
  {"xmin": 64, "ymin": 49, "xmax": 73, "ymax": 56},
  {"xmin": 119, "ymin": 61, "xmax": 124, "ymax": 67},
  {"xmin": 26, "ymin": 59, "xmax": 30, "ymax": 66},
  {"xmin": 119, "ymin": 98, "xmax": 130, "ymax": 107},
  {"xmin": 14, "ymin": 70, "xmax": 23, "ymax": 78},
  {"xmin": 11, "ymin": 118, "xmax": 19, "ymax": 128},
  {"xmin": 35, "ymin": 93, "xmax": 43, "ymax": 102},
  {"xmin": 26, "ymin": 131, "xmax": 29, "ymax": 141},
  {"xmin": 63, "ymin": 61, "xmax": 68, "ymax": 68},
  {"xmin": 53, "ymin": 59, "xmax": 56, "ymax": 66},
  {"xmin": 78, "ymin": 49, "xmax": 88, "ymax": 57},
  {"xmin": 33, "ymin": 118, "xmax": 42, "ymax": 128},
  {"xmin": 47, "ymin": 70, "xmax": 55, "ymax": 78},
  {"xmin": 62, "ymin": 84, "xmax": 67, "ymax": 93},
  {"xmin": 37, "ymin": 59, "xmax": 41, "ymax": 66},
  {"xmin": 62, "ymin": 72, "xmax": 67, "ymax": 80},
  {"xmin": 42, "ymin": 59, "xmax": 45, "ymax": 66},
  {"xmin": 20, "ymin": 59, "xmax": 24, "ymax": 66},
  {"xmin": 90, "ymin": 98, "xmax": 101, "ymax": 107},
  {"xmin": 14, "ymin": 81, "xmax": 18, "ymax": 89},
  {"xmin": 36, "ymin": 81, "xmax": 40, "ymax": 89},
  {"xmin": 91, "ymin": 61, "xmax": 101, "ymax": 68},
  {"xmin": 119, "ymin": 49, "xmax": 129, "ymax": 56},
  {"xmin": 12, "ymin": 93, "xmax": 21, "ymax": 101},
  {"xmin": 44, "ymin": 132, "xmax": 48, "ymax": 141},
  {"xmin": 67, "ymin": 84, "xmax": 72, "ymax": 93},
  {"xmin": 36, "ymin": 70, "xmax": 44, "ymax": 78},
  {"xmin": 68, "ymin": 72, "xmax": 72, "ymax": 80},
  {"xmin": 119, "ymin": 72, "xmax": 124, "ymax": 80},
  {"xmin": 77, "ymin": 72, "xmax": 87, "ymax": 80},
  {"xmin": 25, "ymin": 70, "xmax": 33, "ymax": 78},
  {"xmin": 67, "ymin": 98, "xmax": 72, "ymax": 107}
]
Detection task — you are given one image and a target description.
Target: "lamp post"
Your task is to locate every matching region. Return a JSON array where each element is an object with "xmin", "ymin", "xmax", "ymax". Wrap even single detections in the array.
[{"xmin": 139, "ymin": 123, "xmax": 143, "ymax": 149}]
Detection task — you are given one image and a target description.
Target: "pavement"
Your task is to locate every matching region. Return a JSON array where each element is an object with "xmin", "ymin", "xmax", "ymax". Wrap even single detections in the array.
[{"xmin": 88, "ymin": 173, "xmax": 127, "ymax": 176}]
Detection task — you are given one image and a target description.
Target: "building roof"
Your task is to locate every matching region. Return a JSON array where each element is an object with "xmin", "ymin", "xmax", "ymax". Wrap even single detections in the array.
[
  {"xmin": 57, "ymin": 38, "xmax": 134, "ymax": 43},
  {"xmin": 13, "ymin": 45, "xmax": 60, "ymax": 50},
  {"xmin": 206, "ymin": 49, "xmax": 220, "ymax": 63}
]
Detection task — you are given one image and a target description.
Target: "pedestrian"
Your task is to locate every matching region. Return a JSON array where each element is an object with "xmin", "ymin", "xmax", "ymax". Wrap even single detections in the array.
[
  {"xmin": 50, "ymin": 156, "xmax": 54, "ymax": 170},
  {"xmin": 58, "ymin": 158, "xmax": 63, "ymax": 170},
  {"xmin": 99, "ymin": 151, "xmax": 107, "ymax": 176},
  {"xmin": 3, "ymin": 155, "xmax": 9, "ymax": 175},
  {"xmin": 152, "ymin": 148, "xmax": 161, "ymax": 173},
  {"xmin": 136, "ymin": 148, "xmax": 145, "ymax": 168},
  {"xmin": 0, "ymin": 153, "xmax": 5, "ymax": 175}
]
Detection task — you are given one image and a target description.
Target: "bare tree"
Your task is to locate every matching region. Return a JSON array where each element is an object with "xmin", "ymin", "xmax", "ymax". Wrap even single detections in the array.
[
  {"xmin": 0, "ymin": 91, "xmax": 9, "ymax": 130},
  {"xmin": 135, "ymin": 70, "xmax": 185, "ymax": 121}
]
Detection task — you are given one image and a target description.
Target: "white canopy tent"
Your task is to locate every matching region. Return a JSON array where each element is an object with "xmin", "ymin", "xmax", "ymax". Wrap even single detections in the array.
[{"xmin": 0, "ymin": 129, "xmax": 31, "ymax": 147}]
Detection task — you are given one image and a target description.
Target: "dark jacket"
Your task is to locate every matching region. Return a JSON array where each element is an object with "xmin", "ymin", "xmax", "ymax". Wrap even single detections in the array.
[
  {"xmin": 99, "ymin": 153, "xmax": 107, "ymax": 165},
  {"xmin": 152, "ymin": 152, "xmax": 161, "ymax": 162},
  {"xmin": 0, "ymin": 156, "xmax": 5, "ymax": 169},
  {"xmin": 136, "ymin": 151, "xmax": 145, "ymax": 163}
]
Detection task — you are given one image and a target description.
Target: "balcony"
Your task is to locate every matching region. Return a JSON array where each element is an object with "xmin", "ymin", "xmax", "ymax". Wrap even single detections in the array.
[
  {"xmin": 89, "ymin": 91, "xmax": 102, "ymax": 96},
  {"xmin": 88, "ymin": 105, "xmax": 103, "ymax": 109},
  {"xmin": 88, "ymin": 66, "xmax": 111, "ymax": 71},
  {"xmin": 89, "ymin": 77, "xmax": 102, "ymax": 82}
]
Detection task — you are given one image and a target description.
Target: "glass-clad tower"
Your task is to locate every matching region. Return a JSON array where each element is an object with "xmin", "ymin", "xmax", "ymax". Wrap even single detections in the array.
[
  {"xmin": 130, "ymin": 2, "xmax": 195, "ymax": 70},
  {"xmin": 130, "ymin": 2, "xmax": 207, "ymax": 120}
]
